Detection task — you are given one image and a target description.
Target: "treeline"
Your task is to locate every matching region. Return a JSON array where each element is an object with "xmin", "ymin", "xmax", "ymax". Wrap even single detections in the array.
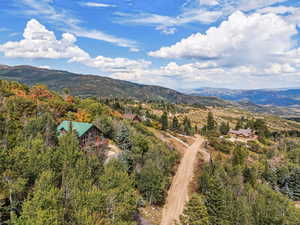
[
  {"xmin": 263, "ymin": 139, "xmax": 300, "ymax": 201},
  {"xmin": 177, "ymin": 153, "xmax": 300, "ymax": 225},
  {"xmin": 201, "ymin": 112, "xmax": 270, "ymax": 140},
  {"xmin": 204, "ymin": 112, "xmax": 300, "ymax": 199},
  {"xmin": 159, "ymin": 113, "xmax": 196, "ymax": 136},
  {"xmin": 0, "ymin": 80, "xmax": 178, "ymax": 224}
]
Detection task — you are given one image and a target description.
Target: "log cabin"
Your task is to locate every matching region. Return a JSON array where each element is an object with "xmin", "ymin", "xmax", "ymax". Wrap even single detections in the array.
[{"xmin": 57, "ymin": 121, "xmax": 102, "ymax": 147}]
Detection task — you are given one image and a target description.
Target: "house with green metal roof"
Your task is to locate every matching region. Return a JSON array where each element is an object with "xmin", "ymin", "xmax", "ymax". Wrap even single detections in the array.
[{"xmin": 57, "ymin": 120, "xmax": 102, "ymax": 146}]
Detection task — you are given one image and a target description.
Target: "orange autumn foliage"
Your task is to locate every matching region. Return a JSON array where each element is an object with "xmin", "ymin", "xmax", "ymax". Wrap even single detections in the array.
[
  {"xmin": 75, "ymin": 110, "xmax": 92, "ymax": 123},
  {"xmin": 111, "ymin": 110, "xmax": 123, "ymax": 119},
  {"xmin": 12, "ymin": 88, "xmax": 27, "ymax": 97},
  {"xmin": 30, "ymin": 85, "xmax": 54, "ymax": 100},
  {"xmin": 65, "ymin": 95, "xmax": 74, "ymax": 104}
]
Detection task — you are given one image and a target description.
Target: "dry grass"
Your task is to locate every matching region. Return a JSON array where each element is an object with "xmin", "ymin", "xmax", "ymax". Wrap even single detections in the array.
[{"xmin": 140, "ymin": 205, "xmax": 162, "ymax": 225}]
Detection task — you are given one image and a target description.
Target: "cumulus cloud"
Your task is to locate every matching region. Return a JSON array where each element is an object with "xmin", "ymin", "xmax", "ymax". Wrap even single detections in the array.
[
  {"xmin": 2, "ymin": 11, "xmax": 300, "ymax": 89},
  {"xmin": 73, "ymin": 56, "xmax": 151, "ymax": 73},
  {"xmin": 115, "ymin": 0, "xmax": 290, "ymax": 35},
  {"xmin": 18, "ymin": 0, "xmax": 138, "ymax": 50},
  {"xmin": 0, "ymin": 19, "xmax": 88, "ymax": 59},
  {"xmin": 149, "ymin": 11, "xmax": 297, "ymax": 67},
  {"xmin": 143, "ymin": 10, "xmax": 300, "ymax": 89},
  {"xmin": 0, "ymin": 19, "xmax": 147, "ymax": 73}
]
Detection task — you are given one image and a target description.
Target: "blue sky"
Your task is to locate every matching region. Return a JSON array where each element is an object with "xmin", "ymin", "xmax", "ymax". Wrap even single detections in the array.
[{"xmin": 1, "ymin": 0, "xmax": 300, "ymax": 90}]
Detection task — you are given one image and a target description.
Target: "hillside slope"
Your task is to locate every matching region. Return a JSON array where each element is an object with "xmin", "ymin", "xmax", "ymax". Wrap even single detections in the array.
[
  {"xmin": 0, "ymin": 65, "xmax": 227, "ymax": 107},
  {"xmin": 1, "ymin": 65, "xmax": 300, "ymax": 117}
]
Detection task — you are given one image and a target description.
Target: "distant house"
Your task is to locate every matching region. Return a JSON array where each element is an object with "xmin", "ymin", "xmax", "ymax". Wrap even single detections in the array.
[
  {"xmin": 229, "ymin": 128, "xmax": 255, "ymax": 138},
  {"xmin": 57, "ymin": 121, "xmax": 103, "ymax": 147},
  {"xmin": 123, "ymin": 114, "xmax": 142, "ymax": 123}
]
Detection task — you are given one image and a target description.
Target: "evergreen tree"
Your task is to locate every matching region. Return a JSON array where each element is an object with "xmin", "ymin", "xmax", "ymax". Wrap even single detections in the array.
[
  {"xmin": 160, "ymin": 112, "xmax": 168, "ymax": 130},
  {"xmin": 100, "ymin": 160, "xmax": 138, "ymax": 224},
  {"xmin": 172, "ymin": 116, "xmax": 179, "ymax": 131},
  {"xmin": 235, "ymin": 117, "xmax": 244, "ymax": 130},
  {"xmin": 207, "ymin": 112, "xmax": 216, "ymax": 131},
  {"xmin": 205, "ymin": 176, "xmax": 230, "ymax": 225},
  {"xmin": 179, "ymin": 194, "xmax": 210, "ymax": 225},
  {"xmin": 17, "ymin": 171, "xmax": 63, "ymax": 225},
  {"xmin": 219, "ymin": 122, "xmax": 230, "ymax": 135},
  {"xmin": 183, "ymin": 116, "xmax": 192, "ymax": 135},
  {"xmin": 115, "ymin": 123, "xmax": 132, "ymax": 151},
  {"xmin": 232, "ymin": 144, "xmax": 248, "ymax": 166},
  {"xmin": 137, "ymin": 160, "xmax": 167, "ymax": 205},
  {"xmin": 291, "ymin": 168, "xmax": 300, "ymax": 200},
  {"xmin": 95, "ymin": 116, "xmax": 113, "ymax": 138}
]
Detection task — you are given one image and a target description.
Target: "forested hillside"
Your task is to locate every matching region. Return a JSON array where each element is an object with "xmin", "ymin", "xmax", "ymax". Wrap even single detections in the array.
[
  {"xmin": 0, "ymin": 79, "xmax": 300, "ymax": 225},
  {"xmin": 0, "ymin": 80, "xmax": 178, "ymax": 224},
  {"xmin": 1, "ymin": 65, "xmax": 299, "ymax": 118},
  {"xmin": 0, "ymin": 65, "xmax": 226, "ymax": 107}
]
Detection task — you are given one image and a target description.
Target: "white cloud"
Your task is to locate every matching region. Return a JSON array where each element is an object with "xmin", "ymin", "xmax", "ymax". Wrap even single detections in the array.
[
  {"xmin": 0, "ymin": 19, "xmax": 147, "ymax": 73},
  {"xmin": 264, "ymin": 63, "xmax": 296, "ymax": 75},
  {"xmin": 149, "ymin": 11, "xmax": 297, "ymax": 67},
  {"xmin": 18, "ymin": 0, "xmax": 138, "ymax": 50},
  {"xmin": 237, "ymin": 0, "xmax": 288, "ymax": 11},
  {"xmin": 114, "ymin": 8, "xmax": 222, "ymax": 35},
  {"xmin": 69, "ymin": 28, "xmax": 139, "ymax": 51},
  {"xmin": 39, "ymin": 65, "xmax": 51, "ymax": 69},
  {"xmin": 80, "ymin": 2, "xmax": 116, "ymax": 8},
  {"xmin": 142, "ymin": 10, "xmax": 300, "ymax": 89},
  {"xmin": 1, "ymin": 19, "xmax": 299, "ymax": 89},
  {"xmin": 115, "ymin": 0, "xmax": 290, "ymax": 35},
  {"xmin": 257, "ymin": 6, "xmax": 297, "ymax": 15},
  {"xmin": 0, "ymin": 19, "xmax": 88, "ymax": 59},
  {"xmin": 73, "ymin": 56, "xmax": 151, "ymax": 73},
  {"xmin": 198, "ymin": 0, "xmax": 219, "ymax": 6}
]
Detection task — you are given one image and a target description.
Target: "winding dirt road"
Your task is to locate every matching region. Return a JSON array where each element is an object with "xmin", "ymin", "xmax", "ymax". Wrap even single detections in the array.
[{"xmin": 160, "ymin": 135, "xmax": 210, "ymax": 225}]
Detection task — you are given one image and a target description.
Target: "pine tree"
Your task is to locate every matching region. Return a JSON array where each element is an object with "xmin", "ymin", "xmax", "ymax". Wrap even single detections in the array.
[
  {"xmin": 183, "ymin": 116, "xmax": 192, "ymax": 136},
  {"xmin": 161, "ymin": 112, "xmax": 168, "ymax": 130},
  {"xmin": 207, "ymin": 112, "xmax": 216, "ymax": 131},
  {"xmin": 235, "ymin": 118, "xmax": 243, "ymax": 130},
  {"xmin": 219, "ymin": 122, "xmax": 230, "ymax": 135},
  {"xmin": 232, "ymin": 144, "xmax": 248, "ymax": 166},
  {"xmin": 18, "ymin": 171, "xmax": 63, "ymax": 225},
  {"xmin": 205, "ymin": 176, "xmax": 230, "ymax": 225},
  {"xmin": 292, "ymin": 168, "xmax": 300, "ymax": 200},
  {"xmin": 115, "ymin": 123, "xmax": 132, "ymax": 151},
  {"xmin": 172, "ymin": 116, "xmax": 179, "ymax": 131},
  {"xmin": 179, "ymin": 194, "xmax": 210, "ymax": 225}
]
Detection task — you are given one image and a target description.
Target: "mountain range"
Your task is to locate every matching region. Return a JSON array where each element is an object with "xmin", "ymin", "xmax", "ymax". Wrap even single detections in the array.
[
  {"xmin": 0, "ymin": 65, "xmax": 227, "ymax": 107},
  {"xmin": 189, "ymin": 87, "xmax": 300, "ymax": 108},
  {"xmin": 1, "ymin": 64, "xmax": 300, "ymax": 117}
]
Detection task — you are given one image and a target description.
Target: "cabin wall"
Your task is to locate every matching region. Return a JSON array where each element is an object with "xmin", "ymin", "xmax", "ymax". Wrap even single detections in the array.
[{"xmin": 80, "ymin": 126, "xmax": 102, "ymax": 146}]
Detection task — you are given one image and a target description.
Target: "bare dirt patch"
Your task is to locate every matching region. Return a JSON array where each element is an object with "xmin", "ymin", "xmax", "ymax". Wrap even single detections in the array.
[{"xmin": 160, "ymin": 136, "xmax": 209, "ymax": 225}]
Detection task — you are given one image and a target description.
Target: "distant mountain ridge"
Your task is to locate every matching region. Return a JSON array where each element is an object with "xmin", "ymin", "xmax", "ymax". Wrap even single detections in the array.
[
  {"xmin": 0, "ymin": 65, "xmax": 228, "ymax": 107},
  {"xmin": 1, "ymin": 64, "xmax": 300, "ymax": 117},
  {"xmin": 190, "ymin": 87, "xmax": 300, "ymax": 108}
]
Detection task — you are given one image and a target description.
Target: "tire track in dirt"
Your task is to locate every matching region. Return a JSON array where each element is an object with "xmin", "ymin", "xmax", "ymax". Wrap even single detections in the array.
[{"xmin": 160, "ymin": 135, "xmax": 210, "ymax": 225}]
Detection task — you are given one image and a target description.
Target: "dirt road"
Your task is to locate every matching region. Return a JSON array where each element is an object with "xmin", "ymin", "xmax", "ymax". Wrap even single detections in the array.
[{"xmin": 160, "ymin": 135, "xmax": 210, "ymax": 225}]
